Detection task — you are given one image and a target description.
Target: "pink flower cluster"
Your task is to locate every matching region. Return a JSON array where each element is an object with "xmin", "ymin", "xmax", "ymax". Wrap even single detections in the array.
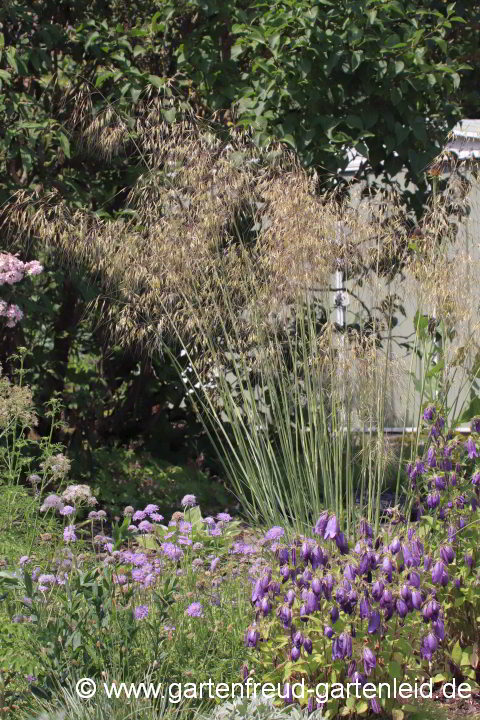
[
  {"xmin": 0, "ymin": 253, "xmax": 43, "ymax": 285},
  {"xmin": 0, "ymin": 300, "xmax": 24, "ymax": 327},
  {"xmin": 0, "ymin": 252, "xmax": 43, "ymax": 327}
]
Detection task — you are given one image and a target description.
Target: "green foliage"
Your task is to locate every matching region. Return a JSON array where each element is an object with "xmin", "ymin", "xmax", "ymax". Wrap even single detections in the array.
[{"xmin": 0, "ymin": 0, "xmax": 473, "ymax": 216}]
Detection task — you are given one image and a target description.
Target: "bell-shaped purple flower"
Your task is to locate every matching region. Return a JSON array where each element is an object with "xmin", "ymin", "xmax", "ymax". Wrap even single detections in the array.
[
  {"xmin": 411, "ymin": 590, "xmax": 423, "ymax": 610},
  {"xmin": 312, "ymin": 577, "xmax": 322, "ymax": 596},
  {"xmin": 283, "ymin": 683, "xmax": 293, "ymax": 704},
  {"xmin": 244, "ymin": 628, "xmax": 259, "ymax": 647},
  {"xmin": 302, "ymin": 568, "xmax": 313, "ymax": 584},
  {"xmin": 381, "ymin": 588, "xmax": 393, "ymax": 606},
  {"xmin": 427, "ymin": 447, "xmax": 437, "ymax": 468},
  {"xmin": 303, "ymin": 637, "xmax": 313, "ymax": 655},
  {"xmin": 291, "ymin": 645, "xmax": 301, "ymax": 662},
  {"xmin": 314, "ymin": 511, "xmax": 329, "ymax": 536},
  {"xmin": 324, "ymin": 625, "xmax": 334, "ymax": 638},
  {"xmin": 278, "ymin": 547, "xmax": 289, "ymax": 565},
  {"xmin": 440, "ymin": 545, "xmax": 455, "ymax": 564},
  {"xmin": 335, "ymin": 532, "xmax": 349, "ymax": 554},
  {"xmin": 433, "ymin": 618, "xmax": 445, "ymax": 641},
  {"xmin": 421, "ymin": 632, "xmax": 438, "ymax": 660},
  {"xmin": 324, "ymin": 514, "xmax": 340, "ymax": 540},
  {"xmin": 372, "ymin": 580, "xmax": 384, "ymax": 602},
  {"xmin": 352, "ymin": 671, "xmax": 366, "ymax": 686},
  {"xmin": 465, "ymin": 553, "xmax": 473, "ymax": 569},
  {"xmin": 370, "ymin": 698, "xmax": 382, "ymax": 714},
  {"xmin": 260, "ymin": 596, "xmax": 271, "ymax": 615},
  {"xmin": 396, "ymin": 598, "xmax": 408, "ymax": 618},
  {"xmin": 285, "ymin": 589, "xmax": 296, "ymax": 607},
  {"xmin": 299, "ymin": 604, "xmax": 308, "ymax": 622},
  {"xmin": 301, "ymin": 541, "xmax": 312, "ymax": 562},
  {"xmin": 390, "ymin": 537, "xmax": 401, "ymax": 555},
  {"xmin": 332, "ymin": 631, "xmax": 352, "ymax": 661},
  {"xmin": 472, "ymin": 472, "xmax": 480, "ymax": 486},
  {"xmin": 368, "ymin": 610, "xmax": 381, "ymax": 634},
  {"xmin": 278, "ymin": 605, "xmax": 292, "ymax": 627},
  {"xmin": 359, "ymin": 519, "xmax": 373, "ymax": 539},
  {"xmin": 293, "ymin": 630, "xmax": 304, "ymax": 647},
  {"xmin": 363, "ymin": 647, "xmax": 377, "ymax": 676},
  {"xmin": 435, "ymin": 475, "xmax": 446, "ymax": 491},
  {"xmin": 311, "ymin": 545, "xmax": 327, "ymax": 569},
  {"xmin": 344, "ymin": 564, "xmax": 357, "ymax": 582},
  {"xmin": 280, "ymin": 565, "xmax": 290, "ymax": 582},
  {"xmin": 423, "ymin": 599, "xmax": 440, "ymax": 621},
  {"xmin": 305, "ymin": 591, "xmax": 318, "ymax": 614},
  {"xmin": 465, "ymin": 438, "xmax": 478, "ymax": 459},
  {"xmin": 401, "ymin": 584, "xmax": 411, "ymax": 602},
  {"xmin": 423, "ymin": 406, "xmax": 436, "ymax": 422},
  {"xmin": 323, "ymin": 574, "xmax": 334, "ymax": 600},
  {"xmin": 360, "ymin": 597, "xmax": 370, "ymax": 619},
  {"xmin": 424, "ymin": 555, "xmax": 433, "ymax": 571},
  {"xmin": 251, "ymin": 579, "xmax": 264, "ymax": 603},
  {"xmin": 382, "ymin": 556, "xmax": 394, "ymax": 581},
  {"xmin": 408, "ymin": 571, "xmax": 421, "ymax": 588},
  {"xmin": 331, "ymin": 605, "xmax": 339, "ymax": 623},
  {"xmin": 431, "ymin": 561, "xmax": 445, "ymax": 584},
  {"xmin": 427, "ymin": 491, "xmax": 440, "ymax": 510}
]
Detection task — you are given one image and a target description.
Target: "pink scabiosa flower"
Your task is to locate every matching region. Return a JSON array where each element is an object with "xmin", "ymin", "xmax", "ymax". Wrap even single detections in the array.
[
  {"xmin": 144, "ymin": 504, "xmax": 159, "ymax": 515},
  {"xmin": 150, "ymin": 512, "xmax": 164, "ymax": 523},
  {"xmin": 138, "ymin": 520, "xmax": 153, "ymax": 533},
  {"xmin": 60, "ymin": 505, "xmax": 75, "ymax": 516},
  {"xmin": 132, "ymin": 510, "xmax": 146, "ymax": 522},
  {"xmin": 19, "ymin": 555, "xmax": 30, "ymax": 567},
  {"xmin": 186, "ymin": 602, "xmax": 204, "ymax": 617},
  {"xmin": 63, "ymin": 525, "xmax": 76, "ymax": 543},
  {"xmin": 133, "ymin": 605, "xmax": 149, "ymax": 620},
  {"xmin": 181, "ymin": 494, "xmax": 197, "ymax": 508},
  {"xmin": 265, "ymin": 526, "xmax": 285, "ymax": 541}
]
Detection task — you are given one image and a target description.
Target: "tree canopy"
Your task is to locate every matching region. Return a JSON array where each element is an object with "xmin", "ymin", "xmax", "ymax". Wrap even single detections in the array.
[{"xmin": 0, "ymin": 0, "xmax": 475, "ymax": 217}]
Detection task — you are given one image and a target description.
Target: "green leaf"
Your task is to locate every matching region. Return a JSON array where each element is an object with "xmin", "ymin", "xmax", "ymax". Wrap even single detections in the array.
[
  {"xmin": 58, "ymin": 132, "xmax": 71, "ymax": 159},
  {"xmin": 388, "ymin": 660, "xmax": 403, "ymax": 681},
  {"xmin": 281, "ymin": 134, "xmax": 297, "ymax": 149},
  {"xmin": 452, "ymin": 640, "xmax": 462, "ymax": 665}
]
